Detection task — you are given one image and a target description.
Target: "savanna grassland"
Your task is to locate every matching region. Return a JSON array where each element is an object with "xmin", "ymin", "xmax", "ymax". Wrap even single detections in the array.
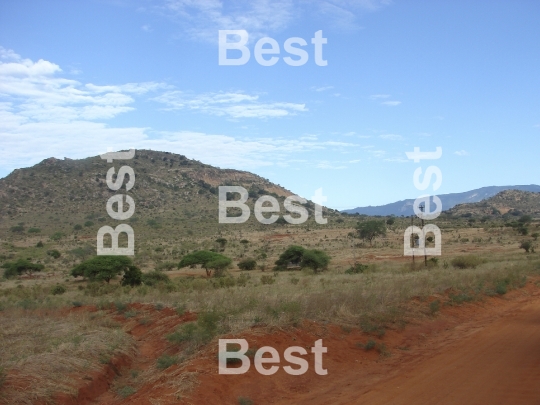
[{"xmin": 1, "ymin": 151, "xmax": 539, "ymax": 404}]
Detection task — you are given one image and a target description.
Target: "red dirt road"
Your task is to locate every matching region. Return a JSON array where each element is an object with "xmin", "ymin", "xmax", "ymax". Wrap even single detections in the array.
[
  {"xmin": 358, "ymin": 296, "xmax": 540, "ymax": 405},
  {"xmin": 184, "ymin": 284, "xmax": 540, "ymax": 405}
]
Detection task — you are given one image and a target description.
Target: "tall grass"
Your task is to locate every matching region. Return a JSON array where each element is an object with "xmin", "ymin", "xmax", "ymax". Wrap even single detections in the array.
[{"xmin": 0, "ymin": 309, "xmax": 135, "ymax": 405}]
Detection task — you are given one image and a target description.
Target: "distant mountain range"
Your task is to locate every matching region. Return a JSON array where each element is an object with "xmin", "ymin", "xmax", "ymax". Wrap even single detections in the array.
[{"xmin": 342, "ymin": 185, "xmax": 540, "ymax": 216}]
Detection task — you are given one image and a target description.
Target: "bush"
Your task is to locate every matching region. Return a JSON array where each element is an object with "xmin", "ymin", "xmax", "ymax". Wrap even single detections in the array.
[
  {"xmin": 520, "ymin": 241, "xmax": 533, "ymax": 253},
  {"xmin": 168, "ymin": 310, "xmax": 222, "ymax": 348},
  {"xmin": 50, "ymin": 231, "xmax": 65, "ymax": 241},
  {"xmin": 36, "ymin": 241, "xmax": 44, "ymax": 248},
  {"xmin": 74, "ymin": 224, "xmax": 83, "ymax": 230},
  {"xmin": 155, "ymin": 261, "xmax": 176, "ymax": 271},
  {"xmin": 51, "ymin": 284, "xmax": 66, "ymax": 295},
  {"xmin": 156, "ymin": 354, "xmax": 177, "ymax": 370},
  {"xmin": 10, "ymin": 225, "xmax": 24, "ymax": 233},
  {"xmin": 301, "ymin": 249, "xmax": 330, "ymax": 272},
  {"xmin": 275, "ymin": 245, "xmax": 331, "ymax": 272},
  {"xmin": 238, "ymin": 258, "xmax": 257, "ymax": 271},
  {"xmin": 84, "ymin": 220, "xmax": 94, "ymax": 227},
  {"xmin": 238, "ymin": 397, "xmax": 254, "ymax": 405},
  {"xmin": 274, "ymin": 245, "xmax": 305, "ymax": 269},
  {"xmin": 450, "ymin": 255, "xmax": 485, "ymax": 269},
  {"xmin": 27, "ymin": 227, "xmax": 41, "ymax": 233},
  {"xmin": 495, "ymin": 283, "xmax": 507, "ymax": 295},
  {"xmin": 345, "ymin": 263, "xmax": 368, "ymax": 274},
  {"xmin": 142, "ymin": 270, "xmax": 171, "ymax": 286},
  {"xmin": 117, "ymin": 386, "xmax": 136, "ymax": 398},
  {"xmin": 429, "ymin": 300, "xmax": 441, "ymax": 314},
  {"xmin": 121, "ymin": 266, "xmax": 143, "ymax": 286},
  {"xmin": 260, "ymin": 275, "xmax": 275, "ymax": 285},
  {"xmin": 47, "ymin": 249, "xmax": 61, "ymax": 259}
]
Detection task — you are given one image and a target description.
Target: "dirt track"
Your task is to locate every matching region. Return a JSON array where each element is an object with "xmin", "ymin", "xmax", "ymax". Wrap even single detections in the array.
[
  {"xmin": 357, "ymin": 295, "xmax": 540, "ymax": 405},
  {"xmin": 183, "ymin": 284, "xmax": 540, "ymax": 405},
  {"xmin": 32, "ymin": 283, "xmax": 540, "ymax": 405}
]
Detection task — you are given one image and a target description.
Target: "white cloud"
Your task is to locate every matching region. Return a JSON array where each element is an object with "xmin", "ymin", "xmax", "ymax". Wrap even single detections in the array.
[
  {"xmin": 311, "ymin": 86, "xmax": 334, "ymax": 92},
  {"xmin": 142, "ymin": 24, "xmax": 153, "ymax": 32},
  {"xmin": 454, "ymin": 150, "xmax": 469, "ymax": 156},
  {"xmin": 153, "ymin": 91, "xmax": 307, "ymax": 119},
  {"xmin": 368, "ymin": 149, "xmax": 386, "ymax": 157},
  {"xmin": 316, "ymin": 161, "xmax": 347, "ymax": 170},
  {"xmin": 155, "ymin": 0, "xmax": 392, "ymax": 42},
  {"xmin": 370, "ymin": 94, "xmax": 390, "ymax": 99},
  {"xmin": 160, "ymin": 0, "xmax": 295, "ymax": 42},
  {"xmin": 381, "ymin": 100, "xmax": 401, "ymax": 106},
  {"xmin": 379, "ymin": 134, "xmax": 402, "ymax": 141},
  {"xmin": 0, "ymin": 47, "xmax": 356, "ymax": 177},
  {"xmin": 369, "ymin": 94, "xmax": 401, "ymax": 106},
  {"xmin": 0, "ymin": 48, "xmax": 165, "ymax": 122},
  {"xmin": 383, "ymin": 157, "xmax": 408, "ymax": 163},
  {"xmin": 349, "ymin": 159, "xmax": 361, "ymax": 163}
]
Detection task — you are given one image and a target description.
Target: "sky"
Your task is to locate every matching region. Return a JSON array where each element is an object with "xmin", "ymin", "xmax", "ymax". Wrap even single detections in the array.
[{"xmin": 0, "ymin": 0, "xmax": 539, "ymax": 210}]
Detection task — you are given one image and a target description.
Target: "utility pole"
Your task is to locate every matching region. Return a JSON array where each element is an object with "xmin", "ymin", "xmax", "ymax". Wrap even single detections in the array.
[
  {"xmin": 420, "ymin": 204, "xmax": 427, "ymax": 267},
  {"xmin": 411, "ymin": 215, "xmax": 414, "ymax": 265}
]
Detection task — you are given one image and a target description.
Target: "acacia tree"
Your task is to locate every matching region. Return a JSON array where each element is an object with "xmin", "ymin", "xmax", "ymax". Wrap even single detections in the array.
[
  {"xmin": 178, "ymin": 250, "xmax": 232, "ymax": 277},
  {"xmin": 71, "ymin": 255, "xmax": 135, "ymax": 283},
  {"xmin": 355, "ymin": 220, "xmax": 386, "ymax": 247},
  {"xmin": 300, "ymin": 249, "xmax": 330, "ymax": 273},
  {"xmin": 2, "ymin": 259, "xmax": 44, "ymax": 279},
  {"xmin": 274, "ymin": 245, "xmax": 331, "ymax": 273}
]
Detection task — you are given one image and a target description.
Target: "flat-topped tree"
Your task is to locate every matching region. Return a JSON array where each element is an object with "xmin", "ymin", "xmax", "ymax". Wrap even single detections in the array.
[
  {"xmin": 2, "ymin": 259, "xmax": 44, "ymax": 279},
  {"xmin": 71, "ymin": 255, "xmax": 135, "ymax": 283},
  {"xmin": 178, "ymin": 250, "xmax": 232, "ymax": 277}
]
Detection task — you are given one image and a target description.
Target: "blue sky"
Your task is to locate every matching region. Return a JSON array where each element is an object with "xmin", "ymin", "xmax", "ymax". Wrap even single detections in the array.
[{"xmin": 0, "ymin": 0, "xmax": 539, "ymax": 210}]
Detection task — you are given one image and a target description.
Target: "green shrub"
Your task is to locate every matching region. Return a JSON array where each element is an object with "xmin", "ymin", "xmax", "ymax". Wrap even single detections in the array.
[
  {"xmin": 50, "ymin": 284, "xmax": 66, "ymax": 295},
  {"xmin": 121, "ymin": 266, "xmax": 143, "ymax": 286},
  {"xmin": 450, "ymin": 255, "xmax": 485, "ymax": 269},
  {"xmin": 520, "ymin": 241, "xmax": 533, "ymax": 253},
  {"xmin": 156, "ymin": 354, "xmax": 177, "ymax": 370},
  {"xmin": 495, "ymin": 283, "xmax": 507, "ymax": 295},
  {"xmin": 364, "ymin": 340, "xmax": 376, "ymax": 351},
  {"xmin": 27, "ymin": 227, "xmax": 41, "ymax": 233},
  {"xmin": 36, "ymin": 241, "xmax": 44, "ymax": 248},
  {"xmin": 429, "ymin": 300, "xmax": 440, "ymax": 314},
  {"xmin": 260, "ymin": 275, "xmax": 275, "ymax": 285},
  {"xmin": 290, "ymin": 277, "xmax": 300, "ymax": 285},
  {"xmin": 301, "ymin": 249, "xmax": 330, "ymax": 272},
  {"xmin": 345, "ymin": 263, "xmax": 368, "ymax": 274},
  {"xmin": 142, "ymin": 270, "xmax": 171, "ymax": 286},
  {"xmin": 117, "ymin": 386, "xmax": 136, "ymax": 398},
  {"xmin": 238, "ymin": 258, "xmax": 257, "ymax": 271},
  {"xmin": 50, "ymin": 231, "xmax": 65, "ymax": 241},
  {"xmin": 47, "ymin": 249, "xmax": 61, "ymax": 259},
  {"xmin": 74, "ymin": 224, "xmax": 83, "ymax": 230},
  {"xmin": 168, "ymin": 310, "xmax": 222, "ymax": 348},
  {"xmin": 10, "ymin": 225, "xmax": 25, "ymax": 233},
  {"xmin": 72, "ymin": 301, "xmax": 83, "ymax": 307},
  {"xmin": 84, "ymin": 220, "xmax": 94, "ymax": 227},
  {"xmin": 238, "ymin": 397, "xmax": 254, "ymax": 405},
  {"xmin": 155, "ymin": 261, "xmax": 176, "ymax": 271}
]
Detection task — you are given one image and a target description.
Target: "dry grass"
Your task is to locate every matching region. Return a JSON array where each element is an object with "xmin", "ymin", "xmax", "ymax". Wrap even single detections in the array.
[{"xmin": 0, "ymin": 309, "xmax": 135, "ymax": 405}]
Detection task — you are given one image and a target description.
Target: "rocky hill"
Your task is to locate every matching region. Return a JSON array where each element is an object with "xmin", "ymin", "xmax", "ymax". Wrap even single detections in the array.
[
  {"xmin": 447, "ymin": 190, "xmax": 540, "ymax": 218},
  {"xmin": 0, "ymin": 150, "xmax": 334, "ymax": 244}
]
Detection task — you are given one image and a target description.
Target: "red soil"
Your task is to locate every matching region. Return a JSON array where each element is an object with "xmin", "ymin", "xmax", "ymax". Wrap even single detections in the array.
[{"xmin": 19, "ymin": 280, "xmax": 540, "ymax": 405}]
